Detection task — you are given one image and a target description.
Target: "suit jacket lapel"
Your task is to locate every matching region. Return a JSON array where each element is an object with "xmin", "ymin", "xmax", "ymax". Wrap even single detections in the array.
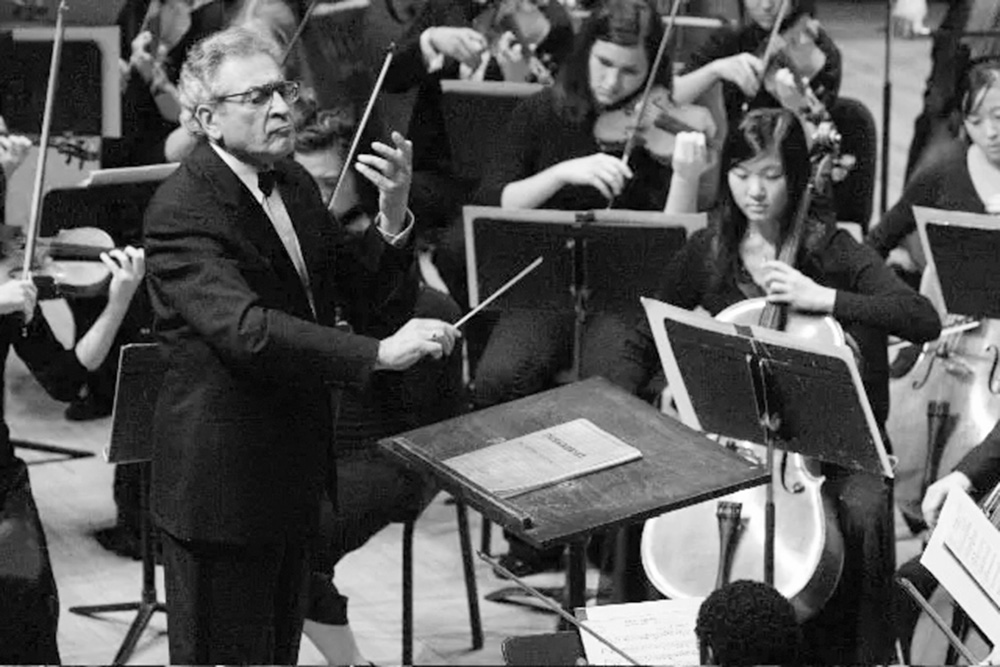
[{"xmin": 191, "ymin": 144, "xmax": 316, "ymax": 318}]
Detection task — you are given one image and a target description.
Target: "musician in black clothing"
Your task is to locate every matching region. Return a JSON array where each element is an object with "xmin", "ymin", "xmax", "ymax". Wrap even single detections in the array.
[{"xmin": 594, "ymin": 109, "xmax": 940, "ymax": 664}]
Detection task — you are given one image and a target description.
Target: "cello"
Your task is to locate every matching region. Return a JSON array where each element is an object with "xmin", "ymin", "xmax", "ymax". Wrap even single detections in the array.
[
  {"xmin": 907, "ymin": 480, "xmax": 1000, "ymax": 664},
  {"xmin": 887, "ymin": 249, "xmax": 1000, "ymax": 531},
  {"xmin": 640, "ymin": 123, "xmax": 846, "ymax": 621}
]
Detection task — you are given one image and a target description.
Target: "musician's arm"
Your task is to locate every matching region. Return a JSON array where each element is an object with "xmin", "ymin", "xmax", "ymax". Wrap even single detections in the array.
[
  {"xmin": 673, "ymin": 28, "xmax": 741, "ymax": 106},
  {"xmin": 954, "ymin": 422, "xmax": 1000, "ymax": 499},
  {"xmin": 811, "ymin": 29, "xmax": 842, "ymax": 110}
]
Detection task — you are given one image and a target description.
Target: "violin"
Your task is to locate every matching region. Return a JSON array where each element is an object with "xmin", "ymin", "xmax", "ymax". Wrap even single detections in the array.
[
  {"xmin": 593, "ymin": 85, "xmax": 719, "ymax": 165},
  {"xmin": 1, "ymin": 132, "xmax": 99, "ymax": 169},
  {"xmin": 472, "ymin": 0, "xmax": 558, "ymax": 84},
  {"xmin": 752, "ymin": 2, "xmax": 830, "ymax": 124},
  {"xmin": 0, "ymin": 226, "xmax": 117, "ymax": 300}
]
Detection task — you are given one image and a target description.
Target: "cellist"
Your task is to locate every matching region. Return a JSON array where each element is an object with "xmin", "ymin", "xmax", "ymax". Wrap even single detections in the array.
[{"xmin": 593, "ymin": 108, "xmax": 940, "ymax": 664}]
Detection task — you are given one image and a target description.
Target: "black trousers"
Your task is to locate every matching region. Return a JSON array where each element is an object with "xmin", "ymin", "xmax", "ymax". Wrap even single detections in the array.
[{"xmin": 160, "ymin": 528, "xmax": 311, "ymax": 665}]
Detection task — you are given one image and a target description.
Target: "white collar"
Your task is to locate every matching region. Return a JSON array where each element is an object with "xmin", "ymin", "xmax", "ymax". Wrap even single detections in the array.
[{"xmin": 210, "ymin": 142, "xmax": 270, "ymax": 203}]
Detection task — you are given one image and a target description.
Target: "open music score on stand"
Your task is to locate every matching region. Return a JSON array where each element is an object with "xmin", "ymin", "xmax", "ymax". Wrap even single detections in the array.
[{"xmin": 380, "ymin": 377, "xmax": 769, "ymax": 624}]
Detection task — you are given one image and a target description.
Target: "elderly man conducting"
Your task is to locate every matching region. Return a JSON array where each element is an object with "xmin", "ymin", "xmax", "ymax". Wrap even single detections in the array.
[{"xmin": 143, "ymin": 26, "xmax": 460, "ymax": 664}]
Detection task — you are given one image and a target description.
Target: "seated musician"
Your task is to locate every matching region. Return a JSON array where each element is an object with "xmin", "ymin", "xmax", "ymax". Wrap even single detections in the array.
[
  {"xmin": 594, "ymin": 108, "xmax": 940, "ymax": 664},
  {"xmin": 696, "ymin": 580, "xmax": 802, "ymax": 666},
  {"xmin": 290, "ymin": 95, "xmax": 466, "ymax": 665},
  {"xmin": 0, "ymin": 130, "xmax": 146, "ymax": 663},
  {"xmin": 867, "ymin": 59, "xmax": 1000, "ymax": 281},
  {"xmin": 672, "ymin": 0, "xmax": 875, "ymax": 228},
  {"xmin": 381, "ymin": 0, "xmax": 575, "ymax": 239},
  {"xmin": 894, "ymin": 420, "xmax": 1000, "ymax": 663},
  {"xmin": 466, "ymin": 0, "xmax": 715, "ymax": 577}
]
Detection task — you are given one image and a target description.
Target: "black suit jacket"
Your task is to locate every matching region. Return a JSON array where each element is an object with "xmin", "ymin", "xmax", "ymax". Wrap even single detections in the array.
[{"xmin": 144, "ymin": 142, "xmax": 417, "ymax": 544}]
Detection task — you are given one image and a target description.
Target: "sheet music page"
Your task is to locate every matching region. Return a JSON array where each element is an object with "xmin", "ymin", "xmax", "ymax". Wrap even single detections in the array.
[
  {"xmin": 442, "ymin": 418, "xmax": 642, "ymax": 499},
  {"xmin": 921, "ymin": 489, "xmax": 1000, "ymax": 645},
  {"xmin": 575, "ymin": 598, "xmax": 703, "ymax": 666}
]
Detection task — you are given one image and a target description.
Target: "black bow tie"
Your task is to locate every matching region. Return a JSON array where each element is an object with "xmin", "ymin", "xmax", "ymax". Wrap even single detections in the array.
[{"xmin": 257, "ymin": 170, "xmax": 281, "ymax": 197}]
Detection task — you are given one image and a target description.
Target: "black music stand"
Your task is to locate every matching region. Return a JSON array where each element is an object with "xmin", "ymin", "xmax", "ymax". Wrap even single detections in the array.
[
  {"xmin": 463, "ymin": 206, "xmax": 705, "ymax": 380},
  {"xmin": 380, "ymin": 377, "xmax": 769, "ymax": 628},
  {"xmin": 915, "ymin": 206, "xmax": 1000, "ymax": 319},
  {"xmin": 641, "ymin": 298, "xmax": 892, "ymax": 592},
  {"xmin": 69, "ymin": 343, "xmax": 168, "ymax": 666}
]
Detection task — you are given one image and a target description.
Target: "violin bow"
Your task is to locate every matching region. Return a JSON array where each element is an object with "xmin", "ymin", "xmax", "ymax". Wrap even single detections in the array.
[
  {"xmin": 279, "ymin": 0, "xmax": 322, "ymax": 67},
  {"xmin": 749, "ymin": 0, "xmax": 792, "ymax": 101},
  {"xmin": 325, "ymin": 43, "xmax": 396, "ymax": 214},
  {"xmin": 23, "ymin": 0, "xmax": 69, "ymax": 282},
  {"xmin": 618, "ymin": 0, "xmax": 683, "ymax": 167}
]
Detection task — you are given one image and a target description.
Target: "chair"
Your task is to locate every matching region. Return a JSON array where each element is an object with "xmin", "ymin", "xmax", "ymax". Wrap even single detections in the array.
[
  {"xmin": 830, "ymin": 96, "xmax": 878, "ymax": 234},
  {"xmin": 400, "ymin": 497, "xmax": 484, "ymax": 665}
]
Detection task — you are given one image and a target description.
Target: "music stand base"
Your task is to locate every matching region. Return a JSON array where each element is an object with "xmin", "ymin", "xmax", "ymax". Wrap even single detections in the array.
[{"xmin": 69, "ymin": 600, "xmax": 167, "ymax": 665}]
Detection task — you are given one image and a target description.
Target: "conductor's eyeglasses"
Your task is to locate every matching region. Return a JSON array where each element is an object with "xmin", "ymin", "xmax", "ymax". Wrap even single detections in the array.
[{"xmin": 216, "ymin": 80, "xmax": 301, "ymax": 106}]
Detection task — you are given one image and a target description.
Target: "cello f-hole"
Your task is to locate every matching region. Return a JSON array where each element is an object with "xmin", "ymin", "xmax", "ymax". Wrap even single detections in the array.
[
  {"xmin": 912, "ymin": 350, "xmax": 939, "ymax": 390},
  {"xmin": 985, "ymin": 344, "xmax": 1000, "ymax": 395}
]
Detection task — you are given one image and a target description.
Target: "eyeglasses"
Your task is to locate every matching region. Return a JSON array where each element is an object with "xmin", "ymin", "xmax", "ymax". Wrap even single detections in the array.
[{"xmin": 215, "ymin": 80, "xmax": 301, "ymax": 106}]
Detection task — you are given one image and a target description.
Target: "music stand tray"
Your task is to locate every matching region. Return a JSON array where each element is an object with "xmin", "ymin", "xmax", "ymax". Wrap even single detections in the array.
[
  {"xmin": 380, "ymin": 377, "xmax": 768, "ymax": 616},
  {"xmin": 69, "ymin": 343, "xmax": 168, "ymax": 666},
  {"xmin": 914, "ymin": 206, "xmax": 1000, "ymax": 318}
]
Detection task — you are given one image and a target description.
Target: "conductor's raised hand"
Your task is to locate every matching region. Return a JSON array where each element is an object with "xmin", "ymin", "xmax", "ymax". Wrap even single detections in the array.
[
  {"xmin": 102, "ymin": 246, "xmax": 146, "ymax": 308},
  {"xmin": 356, "ymin": 131, "xmax": 412, "ymax": 233},
  {"xmin": 375, "ymin": 318, "xmax": 461, "ymax": 371}
]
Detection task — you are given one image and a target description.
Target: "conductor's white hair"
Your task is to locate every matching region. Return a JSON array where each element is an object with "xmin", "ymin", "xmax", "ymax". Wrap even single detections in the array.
[{"xmin": 177, "ymin": 26, "xmax": 283, "ymax": 137}]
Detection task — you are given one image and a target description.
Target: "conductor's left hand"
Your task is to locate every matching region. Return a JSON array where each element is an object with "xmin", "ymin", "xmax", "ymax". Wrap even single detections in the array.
[
  {"xmin": 375, "ymin": 318, "xmax": 461, "ymax": 371},
  {"xmin": 356, "ymin": 130, "xmax": 412, "ymax": 235}
]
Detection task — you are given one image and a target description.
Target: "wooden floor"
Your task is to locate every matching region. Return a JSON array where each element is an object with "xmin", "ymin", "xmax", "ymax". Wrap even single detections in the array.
[{"xmin": 12, "ymin": 2, "xmax": 942, "ymax": 665}]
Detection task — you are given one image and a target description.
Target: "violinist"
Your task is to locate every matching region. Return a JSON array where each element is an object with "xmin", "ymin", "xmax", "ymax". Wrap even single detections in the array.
[
  {"xmin": 672, "ymin": 0, "xmax": 840, "ymax": 130},
  {"xmin": 468, "ymin": 0, "xmax": 715, "ymax": 578},
  {"xmin": 0, "ymin": 216, "xmax": 145, "ymax": 664},
  {"xmin": 380, "ymin": 0, "xmax": 574, "ymax": 236},
  {"xmin": 289, "ymin": 94, "xmax": 465, "ymax": 666},
  {"xmin": 597, "ymin": 109, "xmax": 940, "ymax": 664},
  {"xmin": 867, "ymin": 60, "xmax": 1000, "ymax": 277}
]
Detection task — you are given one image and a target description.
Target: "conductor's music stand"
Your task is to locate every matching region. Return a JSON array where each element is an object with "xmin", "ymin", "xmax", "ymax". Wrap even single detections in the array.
[
  {"xmin": 69, "ymin": 343, "xmax": 168, "ymax": 666},
  {"xmin": 641, "ymin": 298, "xmax": 892, "ymax": 610},
  {"xmin": 381, "ymin": 377, "xmax": 769, "ymax": 628}
]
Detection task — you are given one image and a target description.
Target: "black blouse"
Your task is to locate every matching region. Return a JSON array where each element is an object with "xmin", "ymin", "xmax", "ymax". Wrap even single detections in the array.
[
  {"xmin": 619, "ymin": 225, "xmax": 941, "ymax": 427},
  {"xmin": 475, "ymin": 87, "xmax": 674, "ymax": 211}
]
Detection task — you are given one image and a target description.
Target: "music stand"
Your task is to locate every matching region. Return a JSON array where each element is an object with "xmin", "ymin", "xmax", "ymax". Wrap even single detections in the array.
[
  {"xmin": 641, "ymin": 297, "xmax": 891, "ymax": 591},
  {"xmin": 380, "ymin": 377, "xmax": 769, "ymax": 626},
  {"xmin": 440, "ymin": 81, "xmax": 543, "ymax": 185},
  {"xmin": 69, "ymin": 343, "xmax": 168, "ymax": 666},
  {"xmin": 914, "ymin": 206, "xmax": 1000, "ymax": 318},
  {"xmin": 464, "ymin": 206, "xmax": 705, "ymax": 380}
]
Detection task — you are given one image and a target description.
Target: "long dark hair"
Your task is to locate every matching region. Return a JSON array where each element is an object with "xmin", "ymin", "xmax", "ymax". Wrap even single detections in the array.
[
  {"xmin": 551, "ymin": 0, "xmax": 669, "ymax": 124},
  {"xmin": 714, "ymin": 108, "xmax": 814, "ymax": 283}
]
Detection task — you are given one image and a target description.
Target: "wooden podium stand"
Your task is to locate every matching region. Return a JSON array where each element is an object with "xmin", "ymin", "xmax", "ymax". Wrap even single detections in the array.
[{"xmin": 380, "ymin": 377, "xmax": 768, "ymax": 616}]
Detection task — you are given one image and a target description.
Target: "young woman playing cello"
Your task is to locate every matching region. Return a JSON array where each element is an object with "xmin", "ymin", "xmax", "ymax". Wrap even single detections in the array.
[
  {"xmin": 596, "ymin": 108, "xmax": 940, "ymax": 664},
  {"xmin": 465, "ymin": 0, "xmax": 715, "ymax": 576}
]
